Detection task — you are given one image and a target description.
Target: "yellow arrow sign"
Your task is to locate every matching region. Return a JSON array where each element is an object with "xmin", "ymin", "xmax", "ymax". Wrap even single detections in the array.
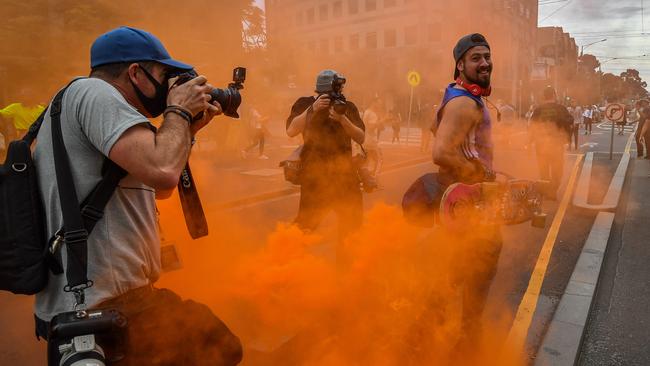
[{"xmin": 407, "ymin": 71, "xmax": 421, "ymax": 87}]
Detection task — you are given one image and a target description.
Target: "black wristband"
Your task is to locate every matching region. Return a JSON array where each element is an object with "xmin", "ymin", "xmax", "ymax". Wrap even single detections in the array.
[
  {"xmin": 164, "ymin": 107, "xmax": 192, "ymax": 125},
  {"xmin": 166, "ymin": 105, "xmax": 193, "ymax": 121}
]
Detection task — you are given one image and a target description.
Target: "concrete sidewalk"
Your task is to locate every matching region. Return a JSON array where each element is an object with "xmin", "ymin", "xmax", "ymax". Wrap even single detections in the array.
[{"xmin": 578, "ymin": 157, "xmax": 650, "ymax": 365}]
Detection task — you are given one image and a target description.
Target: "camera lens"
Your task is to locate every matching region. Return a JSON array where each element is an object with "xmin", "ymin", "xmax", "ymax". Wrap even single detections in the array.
[
  {"xmin": 59, "ymin": 335, "xmax": 106, "ymax": 366},
  {"xmin": 209, "ymin": 87, "xmax": 242, "ymax": 118}
]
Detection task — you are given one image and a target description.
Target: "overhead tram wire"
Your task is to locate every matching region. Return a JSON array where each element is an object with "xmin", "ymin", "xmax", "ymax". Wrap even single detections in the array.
[
  {"xmin": 539, "ymin": 0, "xmax": 573, "ymax": 23},
  {"xmin": 539, "ymin": 0, "xmax": 568, "ymax": 5}
]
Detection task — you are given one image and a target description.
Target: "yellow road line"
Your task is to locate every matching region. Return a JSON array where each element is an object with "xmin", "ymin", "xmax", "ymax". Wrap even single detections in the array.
[
  {"xmin": 505, "ymin": 154, "xmax": 585, "ymax": 351},
  {"xmin": 625, "ymin": 132, "xmax": 634, "ymax": 153}
]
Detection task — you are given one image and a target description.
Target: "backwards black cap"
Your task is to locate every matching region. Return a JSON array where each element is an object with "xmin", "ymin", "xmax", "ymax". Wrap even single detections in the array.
[{"xmin": 453, "ymin": 33, "xmax": 490, "ymax": 79}]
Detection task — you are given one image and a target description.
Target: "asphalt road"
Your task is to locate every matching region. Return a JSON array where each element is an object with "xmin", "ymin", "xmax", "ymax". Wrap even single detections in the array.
[{"xmin": 0, "ymin": 120, "xmax": 636, "ymax": 365}]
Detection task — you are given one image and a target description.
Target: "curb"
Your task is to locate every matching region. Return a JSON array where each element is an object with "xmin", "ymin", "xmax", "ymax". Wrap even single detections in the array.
[
  {"xmin": 573, "ymin": 152, "xmax": 630, "ymax": 211},
  {"xmin": 535, "ymin": 133, "xmax": 634, "ymax": 365},
  {"xmin": 534, "ymin": 212, "xmax": 615, "ymax": 366}
]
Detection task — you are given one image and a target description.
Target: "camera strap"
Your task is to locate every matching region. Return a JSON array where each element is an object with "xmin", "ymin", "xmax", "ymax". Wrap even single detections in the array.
[
  {"xmin": 47, "ymin": 79, "xmax": 127, "ymax": 304},
  {"xmin": 178, "ymin": 162, "xmax": 208, "ymax": 239}
]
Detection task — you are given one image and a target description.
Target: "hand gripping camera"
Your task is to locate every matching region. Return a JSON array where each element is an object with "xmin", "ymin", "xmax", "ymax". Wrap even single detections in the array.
[
  {"xmin": 170, "ymin": 66, "xmax": 246, "ymax": 118},
  {"xmin": 48, "ymin": 309, "xmax": 128, "ymax": 366},
  {"xmin": 328, "ymin": 74, "xmax": 348, "ymax": 115}
]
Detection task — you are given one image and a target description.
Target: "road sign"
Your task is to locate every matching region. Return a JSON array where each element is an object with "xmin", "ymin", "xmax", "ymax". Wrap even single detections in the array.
[
  {"xmin": 605, "ymin": 103, "xmax": 625, "ymax": 122},
  {"xmin": 407, "ymin": 71, "xmax": 421, "ymax": 87}
]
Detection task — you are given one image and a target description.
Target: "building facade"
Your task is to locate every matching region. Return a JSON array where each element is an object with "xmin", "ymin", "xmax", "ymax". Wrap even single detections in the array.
[
  {"xmin": 533, "ymin": 26, "xmax": 579, "ymax": 103},
  {"xmin": 265, "ymin": 0, "xmax": 538, "ymax": 115}
]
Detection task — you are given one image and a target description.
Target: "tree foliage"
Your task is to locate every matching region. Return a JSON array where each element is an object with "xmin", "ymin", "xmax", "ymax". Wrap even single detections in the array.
[{"xmin": 243, "ymin": 1, "xmax": 267, "ymax": 51}]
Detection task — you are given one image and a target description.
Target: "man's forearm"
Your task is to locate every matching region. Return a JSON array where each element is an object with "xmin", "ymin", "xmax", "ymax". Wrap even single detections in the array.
[
  {"xmin": 153, "ymin": 113, "xmax": 192, "ymax": 178},
  {"xmin": 340, "ymin": 116, "xmax": 365, "ymax": 144},
  {"xmin": 287, "ymin": 109, "xmax": 308, "ymax": 137}
]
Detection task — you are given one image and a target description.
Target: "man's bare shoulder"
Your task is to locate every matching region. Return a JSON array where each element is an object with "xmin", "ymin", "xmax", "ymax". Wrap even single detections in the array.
[{"xmin": 442, "ymin": 96, "xmax": 482, "ymax": 121}]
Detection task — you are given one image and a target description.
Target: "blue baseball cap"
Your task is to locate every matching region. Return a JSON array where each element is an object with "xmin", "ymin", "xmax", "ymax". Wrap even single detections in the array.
[{"xmin": 90, "ymin": 26, "xmax": 193, "ymax": 70}]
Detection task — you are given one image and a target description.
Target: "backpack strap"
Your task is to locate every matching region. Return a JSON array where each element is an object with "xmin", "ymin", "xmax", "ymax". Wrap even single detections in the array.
[
  {"xmin": 47, "ymin": 79, "xmax": 127, "ymax": 298},
  {"xmin": 22, "ymin": 108, "xmax": 47, "ymax": 146},
  {"xmin": 49, "ymin": 82, "xmax": 92, "ymax": 292}
]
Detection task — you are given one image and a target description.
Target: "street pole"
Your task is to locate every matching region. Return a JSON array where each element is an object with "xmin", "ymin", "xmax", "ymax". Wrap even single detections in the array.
[
  {"xmin": 406, "ymin": 85, "xmax": 414, "ymax": 145},
  {"xmin": 610, "ymin": 115, "xmax": 615, "ymax": 160}
]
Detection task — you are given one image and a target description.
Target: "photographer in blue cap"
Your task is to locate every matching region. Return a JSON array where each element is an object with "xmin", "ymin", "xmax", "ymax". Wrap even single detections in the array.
[{"xmin": 32, "ymin": 26, "xmax": 242, "ymax": 365}]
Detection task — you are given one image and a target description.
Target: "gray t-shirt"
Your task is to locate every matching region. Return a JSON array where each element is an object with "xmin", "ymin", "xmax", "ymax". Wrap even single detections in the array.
[{"xmin": 33, "ymin": 78, "xmax": 161, "ymax": 321}]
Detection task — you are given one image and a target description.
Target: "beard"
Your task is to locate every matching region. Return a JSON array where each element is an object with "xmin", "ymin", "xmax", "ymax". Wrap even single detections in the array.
[{"xmin": 465, "ymin": 66, "xmax": 492, "ymax": 88}]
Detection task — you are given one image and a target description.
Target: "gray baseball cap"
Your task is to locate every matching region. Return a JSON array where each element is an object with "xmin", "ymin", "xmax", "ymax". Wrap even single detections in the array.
[
  {"xmin": 453, "ymin": 33, "xmax": 490, "ymax": 79},
  {"xmin": 315, "ymin": 69, "xmax": 344, "ymax": 93}
]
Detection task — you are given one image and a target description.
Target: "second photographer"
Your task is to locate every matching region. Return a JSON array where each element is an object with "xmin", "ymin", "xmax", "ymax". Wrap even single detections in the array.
[{"xmin": 286, "ymin": 70, "xmax": 366, "ymax": 244}]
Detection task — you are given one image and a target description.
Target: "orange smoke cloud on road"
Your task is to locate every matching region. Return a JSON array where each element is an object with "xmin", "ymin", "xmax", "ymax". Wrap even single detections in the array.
[{"xmin": 157, "ymin": 192, "xmax": 524, "ymax": 365}]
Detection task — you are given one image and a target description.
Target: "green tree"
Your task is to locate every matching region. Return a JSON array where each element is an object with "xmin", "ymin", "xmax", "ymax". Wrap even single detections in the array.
[{"xmin": 620, "ymin": 68, "xmax": 648, "ymax": 99}]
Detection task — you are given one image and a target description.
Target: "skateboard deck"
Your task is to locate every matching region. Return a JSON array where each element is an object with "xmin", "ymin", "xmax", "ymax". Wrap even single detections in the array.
[{"xmin": 439, "ymin": 179, "xmax": 548, "ymax": 228}]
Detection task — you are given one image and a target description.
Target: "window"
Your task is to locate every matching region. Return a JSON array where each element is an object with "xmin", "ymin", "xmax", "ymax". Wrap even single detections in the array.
[
  {"xmin": 296, "ymin": 11, "xmax": 303, "ymax": 26},
  {"xmin": 333, "ymin": 1, "xmax": 343, "ymax": 17},
  {"xmin": 366, "ymin": 0, "xmax": 377, "ymax": 11},
  {"xmin": 384, "ymin": 0, "xmax": 397, "ymax": 7},
  {"xmin": 319, "ymin": 4, "xmax": 328, "ymax": 21},
  {"xmin": 334, "ymin": 36, "xmax": 344, "ymax": 52},
  {"xmin": 427, "ymin": 23, "xmax": 441, "ymax": 42},
  {"xmin": 404, "ymin": 25, "xmax": 418, "ymax": 45},
  {"xmin": 306, "ymin": 8, "xmax": 315, "ymax": 24},
  {"xmin": 350, "ymin": 33, "xmax": 360, "ymax": 50},
  {"xmin": 319, "ymin": 39, "xmax": 329, "ymax": 54},
  {"xmin": 366, "ymin": 32, "xmax": 377, "ymax": 49},
  {"xmin": 384, "ymin": 29, "xmax": 397, "ymax": 47},
  {"xmin": 349, "ymin": 0, "xmax": 359, "ymax": 14}
]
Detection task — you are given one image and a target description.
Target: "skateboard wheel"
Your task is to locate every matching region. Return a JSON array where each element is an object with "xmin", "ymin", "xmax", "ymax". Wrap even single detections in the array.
[{"xmin": 531, "ymin": 213, "xmax": 547, "ymax": 228}]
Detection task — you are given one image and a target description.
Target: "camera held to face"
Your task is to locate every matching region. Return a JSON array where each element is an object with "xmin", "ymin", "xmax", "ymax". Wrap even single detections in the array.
[
  {"xmin": 326, "ymin": 74, "xmax": 348, "ymax": 115},
  {"xmin": 170, "ymin": 67, "xmax": 246, "ymax": 118},
  {"xmin": 48, "ymin": 308, "xmax": 128, "ymax": 366}
]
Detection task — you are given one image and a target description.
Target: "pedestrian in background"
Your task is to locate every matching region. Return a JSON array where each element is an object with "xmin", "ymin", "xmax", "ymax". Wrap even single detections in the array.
[
  {"xmin": 530, "ymin": 86, "xmax": 573, "ymax": 200},
  {"xmin": 635, "ymin": 99, "xmax": 650, "ymax": 158},
  {"xmin": 242, "ymin": 106, "xmax": 270, "ymax": 159},
  {"xmin": 568, "ymin": 102, "xmax": 582, "ymax": 150},
  {"xmin": 387, "ymin": 108, "xmax": 402, "ymax": 143},
  {"xmin": 583, "ymin": 105, "xmax": 593, "ymax": 135},
  {"xmin": 363, "ymin": 98, "xmax": 384, "ymax": 177}
]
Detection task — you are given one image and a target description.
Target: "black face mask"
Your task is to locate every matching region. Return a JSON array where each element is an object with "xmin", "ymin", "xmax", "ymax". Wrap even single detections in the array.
[{"xmin": 131, "ymin": 64, "xmax": 168, "ymax": 117}]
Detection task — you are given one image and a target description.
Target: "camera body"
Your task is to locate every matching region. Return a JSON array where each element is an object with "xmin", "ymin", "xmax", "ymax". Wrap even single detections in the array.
[
  {"xmin": 170, "ymin": 67, "xmax": 246, "ymax": 118},
  {"xmin": 48, "ymin": 308, "xmax": 128, "ymax": 366},
  {"xmin": 327, "ymin": 74, "xmax": 348, "ymax": 115}
]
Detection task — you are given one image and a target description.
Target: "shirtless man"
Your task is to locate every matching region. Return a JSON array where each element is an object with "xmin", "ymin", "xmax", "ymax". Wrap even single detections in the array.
[{"xmin": 432, "ymin": 33, "xmax": 501, "ymax": 354}]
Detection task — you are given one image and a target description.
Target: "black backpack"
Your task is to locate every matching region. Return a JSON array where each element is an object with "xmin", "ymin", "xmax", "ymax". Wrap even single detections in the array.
[{"xmin": 0, "ymin": 80, "xmax": 126, "ymax": 295}]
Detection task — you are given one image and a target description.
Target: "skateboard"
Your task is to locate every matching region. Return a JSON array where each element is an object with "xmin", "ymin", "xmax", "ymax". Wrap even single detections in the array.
[{"xmin": 438, "ymin": 179, "xmax": 548, "ymax": 228}]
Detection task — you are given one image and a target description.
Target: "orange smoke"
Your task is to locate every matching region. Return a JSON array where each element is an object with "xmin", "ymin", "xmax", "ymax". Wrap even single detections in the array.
[{"xmin": 157, "ymin": 188, "xmax": 525, "ymax": 366}]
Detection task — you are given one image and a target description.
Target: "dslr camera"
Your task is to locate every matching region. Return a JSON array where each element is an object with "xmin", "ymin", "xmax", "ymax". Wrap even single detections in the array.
[
  {"xmin": 48, "ymin": 308, "xmax": 128, "ymax": 366},
  {"xmin": 327, "ymin": 74, "xmax": 348, "ymax": 115},
  {"xmin": 170, "ymin": 67, "xmax": 246, "ymax": 118}
]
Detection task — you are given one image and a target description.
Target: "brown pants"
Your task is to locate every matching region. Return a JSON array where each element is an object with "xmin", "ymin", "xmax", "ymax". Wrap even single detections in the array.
[{"xmin": 39, "ymin": 286, "xmax": 242, "ymax": 366}]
